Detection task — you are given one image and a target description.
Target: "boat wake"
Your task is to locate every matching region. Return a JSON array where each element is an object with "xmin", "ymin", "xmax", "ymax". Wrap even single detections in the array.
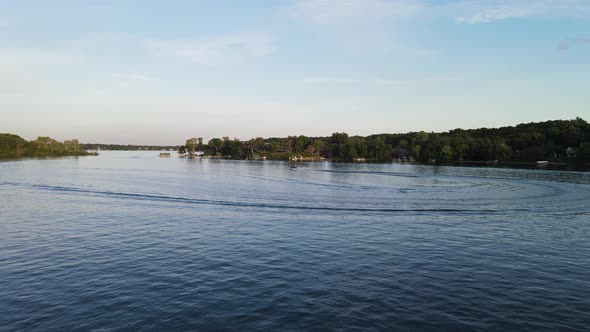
[{"xmin": 0, "ymin": 181, "xmax": 520, "ymax": 215}]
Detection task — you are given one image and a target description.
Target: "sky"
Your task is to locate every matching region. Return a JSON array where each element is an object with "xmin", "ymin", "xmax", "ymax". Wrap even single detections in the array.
[{"xmin": 0, "ymin": 0, "xmax": 589, "ymax": 144}]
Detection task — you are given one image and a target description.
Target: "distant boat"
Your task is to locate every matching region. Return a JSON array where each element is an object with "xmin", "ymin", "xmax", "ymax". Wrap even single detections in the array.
[
  {"xmin": 159, "ymin": 153, "xmax": 171, "ymax": 158},
  {"xmin": 290, "ymin": 164, "xmax": 298, "ymax": 170}
]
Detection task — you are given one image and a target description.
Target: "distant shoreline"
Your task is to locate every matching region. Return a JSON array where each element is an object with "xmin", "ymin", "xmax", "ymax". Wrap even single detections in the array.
[
  {"xmin": 3, "ymin": 150, "xmax": 589, "ymax": 172},
  {"xmin": 0, "ymin": 134, "xmax": 98, "ymax": 159},
  {"xmin": 4, "ymin": 118, "xmax": 590, "ymax": 167}
]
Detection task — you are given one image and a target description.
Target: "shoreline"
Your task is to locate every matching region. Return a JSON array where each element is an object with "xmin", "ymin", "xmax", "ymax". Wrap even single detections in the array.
[{"xmin": 173, "ymin": 153, "xmax": 590, "ymax": 172}]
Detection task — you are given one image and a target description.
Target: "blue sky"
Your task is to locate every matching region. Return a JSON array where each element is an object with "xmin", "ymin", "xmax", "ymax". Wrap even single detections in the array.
[{"xmin": 1, "ymin": 0, "xmax": 589, "ymax": 144}]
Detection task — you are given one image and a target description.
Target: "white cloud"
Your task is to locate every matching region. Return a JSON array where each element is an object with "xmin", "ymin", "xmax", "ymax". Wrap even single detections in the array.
[
  {"xmin": 108, "ymin": 72, "xmax": 161, "ymax": 86},
  {"xmin": 456, "ymin": 3, "xmax": 542, "ymax": 24},
  {"xmin": 286, "ymin": 0, "xmax": 590, "ymax": 26},
  {"xmin": 302, "ymin": 77, "xmax": 404, "ymax": 85},
  {"xmin": 106, "ymin": 72, "xmax": 162, "ymax": 89},
  {"xmin": 108, "ymin": 72, "xmax": 160, "ymax": 83},
  {"xmin": 455, "ymin": 0, "xmax": 590, "ymax": 24},
  {"xmin": 0, "ymin": 48, "xmax": 82, "ymax": 93},
  {"xmin": 0, "ymin": 48, "xmax": 77, "ymax": 69},
  {"xmin": 301, "ymin": 75, "xmax": 464, "ymax": 85},
  {"xmin": 145, "ymin": 33, "xmax": 274, "ymax": 65},
  {"xmin": 287, "ymin": 0, "xmax": 421, "ymax": 25}
]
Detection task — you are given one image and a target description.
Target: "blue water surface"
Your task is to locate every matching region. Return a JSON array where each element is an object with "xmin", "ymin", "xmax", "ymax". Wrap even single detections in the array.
[{"xmin": 1, "ymin": 151, "xmax": 590, "ymax": 331}]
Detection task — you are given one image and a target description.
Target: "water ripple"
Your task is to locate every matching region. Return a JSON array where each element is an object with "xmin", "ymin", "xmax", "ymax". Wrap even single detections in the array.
[{"xmin": 1, "ymin": 154, "xmax": 590, "ymax": 331}]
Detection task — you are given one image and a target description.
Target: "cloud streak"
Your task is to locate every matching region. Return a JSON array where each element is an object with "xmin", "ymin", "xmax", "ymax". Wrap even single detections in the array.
[
  {"xmin": 0, "ymin": 48, "xmax": 77, "ymax": 69},
  {"xmin": 455, "ymin": 0, "xmax": 590, "ymax": 24},
  {"xmin": 302, "ymin": 77, "xmax": 404, "ymax": 85},
  {"xmin": 108, "ymin": 72, "xmax": 160, "ymax": 83},
  {"xmin": 301, "ymin": 76, "xmax": 464, "ymax": 85},
  {"xmin": 287, "ymin": 0, "xmax": 421, "ymax": 25},
  {"xmin": 145, "ymin": 33, "xmax": 274, "ymax": 65},
  {"xmin": 286, "ymin": 0, "xmax": 590, "ymax": 26},
  {"xmin": 106, "ymin": 72, "xmax": 163, "ymax": 89}
]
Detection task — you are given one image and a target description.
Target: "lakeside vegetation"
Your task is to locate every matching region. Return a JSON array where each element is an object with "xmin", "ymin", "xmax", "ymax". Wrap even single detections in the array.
[
  {"xmin": 80, "ymin": 143, "xmax": 177, "ymax": 151},
  {"xmin": 0, "ymin": 134, "xmax": 96, "ymax": 159},
  {"xmin": 178, "ymin": 118, "xmax": 590, "ymax": 164},
  {"xmin": 4, "ymin": 118, "xmax": 589, "ymax": 165}
]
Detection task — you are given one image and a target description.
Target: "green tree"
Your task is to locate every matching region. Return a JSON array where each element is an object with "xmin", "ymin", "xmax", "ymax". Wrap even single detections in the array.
[
  {"xmin": 208, "ymin": 138, "xmax": 223, "ymax": 156},
  {"xmin": 0, "ymin": 134, "xmax": 30, "ymax": 158},
  {"xmin": 455, "ymin": 143, "xmax": 469, "ymax": 161},
  {"xmin": 493, "ymin": 138, "xmax": 512, "ymax": 161},
  {"xmin": 343, "ymin": 141, "xmax": 358, "ymax": 161},
  {"xmin": 295, "ymin": 135, "xmax": 308, "ymax": 153},
  {"xmin": 64, "ymin": 139, "xmax": 81, "ymax": 152},
  {"xmin": 32, "ymin": 136, "xmax": 57, "ymax": 155},
  {"xmin": 329, "ymin": 132, "xmax": 349, "ymax": 159},
  {"xmin": 197, "ymin": 137, "xmax": 204, "ymax": 151},
  {"xmin": 440, "ymin": 145, "xmax": 454, "ymax": 162},
  {"xmin": 248, "ymin": 137, "xmax": 266, "ymax": 153},
  {"xmin": 221, "ymin": 138, "xmax": 244, "ymax": 158},
  {"xmin": 580, "ymin": 142, "xmax": 590, "ymax": 160},
  {"xmin": 186, "ymin": 137, "xmax": 198, "ymax": 156},
  {"xmin": 412, "ymin": 144, "xmax": 421, "ymax": 160}
]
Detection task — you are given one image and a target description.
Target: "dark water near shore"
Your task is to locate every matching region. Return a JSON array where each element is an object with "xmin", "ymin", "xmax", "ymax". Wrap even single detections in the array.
[{"xmin": 1, "ymin": 151, "xmax": 590, "ymax": 331}]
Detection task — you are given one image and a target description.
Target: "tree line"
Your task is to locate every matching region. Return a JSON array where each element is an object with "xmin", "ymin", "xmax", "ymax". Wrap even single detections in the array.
[
  {"xmin": 4, "ymin": 118, "xmax": 588, "ymax": 163},
  {"xmin": 0, "ymin": 134, "xmax": 94, "ymax": 159},
  {"xmin": 178, "ymin": 118, "xmax": 590, "ymax": 163},
  {"xmin": 79, "ymin": 143, "xmax": 177, "ymax": 151}
]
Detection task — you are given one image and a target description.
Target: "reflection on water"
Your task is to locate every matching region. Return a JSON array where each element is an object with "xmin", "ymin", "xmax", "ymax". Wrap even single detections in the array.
[{"xmin": 1, "ymin": 151, "xmax": 590, "ymax": 331}]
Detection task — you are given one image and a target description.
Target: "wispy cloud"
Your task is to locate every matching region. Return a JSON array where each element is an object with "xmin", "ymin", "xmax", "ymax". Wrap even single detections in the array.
[
  {"xmin": 302, "ymin": 77, "xmax": 403, "ymax": 85},
  {"xmin": 558, "ymin": 38, "xmax": 590, "ymax": 51},
  {"xmin": 455, "ymin": 0, "xmax": 590, "ymax": 24},
  {"xmin": 456, "ymin": 3, "xmax": 542, "ymax": 24},
  {"xmin": 287, "ymin": 0, "xmax": 421, "ymax": 25},
  {"xmin": 145, "ymin": 33, "xmax": 274, "ymax": 65},
  {"xmin": 108, "ymin": 72, "xmax": 160, "ymax": 83},
  {"xmin": 0, "ymin": 48, "xmax": 82, "ymax": 93},
  {"xmin": 0, "ymin": 48, "xmax": 79, "ymax": 70},
  {"xmin": 106, "ymin": 72, "xmax": 162, "ymax": 89},
  {"xmin": 286, "ymin": 0, "xmax": 590, "ymax": 26},
  {"xmin": 301, "ymin": 75, "xmax": 464, "ymax": 85}
]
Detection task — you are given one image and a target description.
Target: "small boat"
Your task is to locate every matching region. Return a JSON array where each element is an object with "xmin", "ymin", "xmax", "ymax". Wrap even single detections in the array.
[{"xmin": 290, "ymin": 164, "xmax": 298, "ymax": 170}]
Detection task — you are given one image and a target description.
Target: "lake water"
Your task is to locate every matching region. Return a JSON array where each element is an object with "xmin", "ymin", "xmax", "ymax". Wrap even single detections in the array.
[{"xmin": 1, "ymin": 151, "xmax": 590, "ymax": 331}]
